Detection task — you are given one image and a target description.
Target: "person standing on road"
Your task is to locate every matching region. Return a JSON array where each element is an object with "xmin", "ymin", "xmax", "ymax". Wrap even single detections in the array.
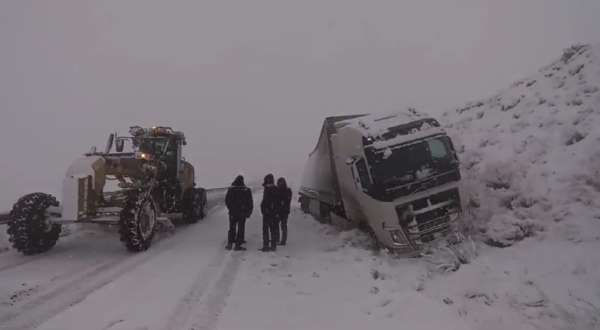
[
  {"xmin": 225, "ymin": 175, "xmax": 253, "ymax": 251},
  {"xmin": 276, "ymin": 177, "xmax": 292, "ymax": 246},
  {"xmin": 260, "ymin": 174, "xmax": 279, "ymax": 252}
]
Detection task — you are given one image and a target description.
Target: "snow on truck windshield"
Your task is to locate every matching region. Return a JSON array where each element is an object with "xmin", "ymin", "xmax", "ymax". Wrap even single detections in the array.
[{"xmin": 362, "ymin": 135, "xmax": 459, "ymax": 201}]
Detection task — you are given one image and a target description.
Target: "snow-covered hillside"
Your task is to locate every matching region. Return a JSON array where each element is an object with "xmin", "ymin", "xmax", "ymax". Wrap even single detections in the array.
[
  {"xmin": 441, "ymin": 44, "xmax": 600, "ymax": 329},
  {"xmin": 444, "ymin": 44, "xmax": 600, "ymax": 245}
]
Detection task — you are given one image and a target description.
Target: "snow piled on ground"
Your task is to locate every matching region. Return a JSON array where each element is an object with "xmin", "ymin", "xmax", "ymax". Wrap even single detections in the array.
[
  {"xmin": 437, "ymin": 44, "xmax": 600, "ymax": 329},
  {"xmin": 0, "ymin": 225, "xmax": 9, "ymax": 254},
  {"xmin": 217, "ymin": 210, "xmax": 470, "ymax": 330}
]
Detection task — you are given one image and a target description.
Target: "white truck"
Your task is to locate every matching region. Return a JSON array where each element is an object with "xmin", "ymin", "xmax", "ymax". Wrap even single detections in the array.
[{"xmin": 299, "ymin": 111, "xmax": 462, "ymax": 253}]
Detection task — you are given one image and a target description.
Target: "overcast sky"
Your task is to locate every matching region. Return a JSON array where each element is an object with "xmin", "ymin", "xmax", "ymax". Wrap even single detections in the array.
[{"xmin": 1, "ymin": 0, "xmax": 599, "ymax": 208}]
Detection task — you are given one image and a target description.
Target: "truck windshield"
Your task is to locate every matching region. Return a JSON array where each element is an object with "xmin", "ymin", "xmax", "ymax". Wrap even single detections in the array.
[{"xmin": 366, "ymin": 136, "xmax": 457, "ymax": 198}]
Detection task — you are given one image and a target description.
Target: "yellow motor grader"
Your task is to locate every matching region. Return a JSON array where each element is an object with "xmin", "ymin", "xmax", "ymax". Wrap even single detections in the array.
[{"xmin": 6, "ymin": 126, "xmax": 207, "ymax": 254}]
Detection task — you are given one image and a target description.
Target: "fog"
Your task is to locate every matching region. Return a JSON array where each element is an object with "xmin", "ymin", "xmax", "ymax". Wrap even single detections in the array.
[{"xmin": 1, "ymin": 0, "xmax": 598, "ymax": 209}]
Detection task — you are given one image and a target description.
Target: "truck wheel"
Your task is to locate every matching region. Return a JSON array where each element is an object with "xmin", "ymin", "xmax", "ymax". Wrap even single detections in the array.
[
  {"xmin": 119, "ymin": 192, "xmax": 157, "ymax": 252},
  {"xmin": 299, "ymin": 196, "xmax": 309, "ymax": 214},
  {"xmin": 183, "ymin": 188, "xmax": 206, "ymax": 223},
  {"xmin": 7, "ymin": 193, "xmax": 62, "ymax": 255},
  {"xmin": 359, "ymin": 222, "xmax": 381, "ymax": 251}
]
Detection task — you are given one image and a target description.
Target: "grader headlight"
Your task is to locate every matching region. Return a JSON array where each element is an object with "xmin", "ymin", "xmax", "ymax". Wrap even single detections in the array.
[{"xmin": 136, "ymin": 152, "xmax": 153, "ymax": 161}]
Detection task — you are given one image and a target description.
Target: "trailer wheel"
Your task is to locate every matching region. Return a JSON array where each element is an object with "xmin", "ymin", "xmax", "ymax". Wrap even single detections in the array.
[
  {"xmin": 299, "ymin": 196, "xmax": 309, "ymax": 214},
  {"xmin": 119, "ymin": 192, "xmax": 157, "ymax": 252},
  {"xmin": 183, "ymin": 188, "xmax": 206, "ymax": 223},
  {"xmin": 7, "ymin": 193, "xmax": 62, "ymax": 255}
]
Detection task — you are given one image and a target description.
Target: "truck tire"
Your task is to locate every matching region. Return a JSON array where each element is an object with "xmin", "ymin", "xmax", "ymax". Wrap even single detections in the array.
[
  {"xmin": 119, "ymin": 192, "xmax": 157, "ymax": 252},
  {"xmin": 319, "ymin": 202, "xmax": 332, "ymax": 224},
  {"xmin": 6, "ymin": 193, "xmax": 62, "ymax": 255},
  {"xmin": 183, "ymin": 188, "xmax": 206, "ymax": 223},
  {"xmin": 359, "ymin": 222, "xmax": 381, "ymax": 251},
  {"xmin": 299, "ymin": 195, "xmax": 309, "ymax": 214}
]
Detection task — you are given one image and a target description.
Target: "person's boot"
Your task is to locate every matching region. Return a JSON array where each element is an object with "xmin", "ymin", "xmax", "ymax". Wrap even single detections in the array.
[
  {"xmin": 225, "ymin": 243, "xmax": 233, "ymax": 250},
  {"xmin": 234, "ymin": 244, "xmax": 246, "ymax": 251},
  {"xmin": 279, "ymin": 241, "xmax": 286, "ymax": 246},
  {"xmin": 259, "ymin": 246, "xmax": 271, "ymax": 252}
]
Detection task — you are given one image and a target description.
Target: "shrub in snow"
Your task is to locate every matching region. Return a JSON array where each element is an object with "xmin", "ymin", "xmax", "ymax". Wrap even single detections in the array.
[
  {"xmin": 481, "ymin": 161, "xmax": 520, "ymax": 190},
  {"xmin": 561, "ymin": 44, "xmax": 588, "ymax": 64},
  {"xmin": 483, "ymin": 214, "xmax": 543, "ymax": 247}
]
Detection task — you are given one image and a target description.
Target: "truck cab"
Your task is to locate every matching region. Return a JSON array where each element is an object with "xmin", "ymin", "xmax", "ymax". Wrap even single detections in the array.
[{"xmin": 300, "ymin": 112, "xmax": 462, "ymax": 253}]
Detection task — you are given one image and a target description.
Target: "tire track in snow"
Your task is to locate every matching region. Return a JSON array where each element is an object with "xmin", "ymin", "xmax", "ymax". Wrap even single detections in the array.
[
  {"xmin": 185, "ymin": 253, "xmax": 245, "ymax": 330},
  {"xmin": 161, "ymin": 244, "xmax": 229, "ymax": 330},
  {"xmin": 0, "ymin": 257, "xmax": 129, "ymax": 327},
  {"xmin": 0, "ymin": 204, "xmax": 225, "ymax": 330},
  {"xmin": 0, "ymin": 194, "xmax": 224, "ymax": 274},
  {"xmin": 0, "ymin": 230, "xmax": 97, "ymax": 273},
  {"xmin": 0, "ymin": 254, "xmax": 46, "ymax": 273}
]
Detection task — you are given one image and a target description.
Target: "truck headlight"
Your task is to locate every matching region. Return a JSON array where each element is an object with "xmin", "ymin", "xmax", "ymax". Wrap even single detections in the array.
[{"xmin": 390, "ymin": 230, "xmax": 403, "ymax": 243}]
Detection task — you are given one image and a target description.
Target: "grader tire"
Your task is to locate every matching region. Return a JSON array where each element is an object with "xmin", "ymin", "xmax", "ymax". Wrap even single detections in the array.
[
  {"xmin": 119, "ymin": 192, "xmax": 157, "ymax": 252},
  {"xmin": 7, "ymin": 193, "xmax": 62, "ymax": 255}
]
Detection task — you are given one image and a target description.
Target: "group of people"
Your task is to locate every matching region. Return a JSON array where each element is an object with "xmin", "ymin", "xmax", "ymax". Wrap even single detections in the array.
[{"xmin": 224, "ymin": 173, "xmax": 292, "ymax": 252}]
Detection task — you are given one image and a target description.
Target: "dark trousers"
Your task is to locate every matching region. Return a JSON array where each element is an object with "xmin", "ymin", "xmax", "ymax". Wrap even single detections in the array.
[
  {"xmin": 238, "ymin": 217, "xmax": 246, "ymax": 243},
  {"xmin": 279, "ymin": 214, "xmax": 288, "ymax": 244},
  {"xmin": 228, "ymin": 215, "xmax": 244, "ymax": 246},
  {"xmin": 262, "ymin": 215, "xmax": 279, "ymax": 249}
]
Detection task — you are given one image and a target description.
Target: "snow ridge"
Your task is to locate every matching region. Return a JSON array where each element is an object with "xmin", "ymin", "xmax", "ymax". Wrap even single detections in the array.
[
  {"xmin": 445, "ymin": 43, "xmax": 600, "ymax": 245},
  {"xmin": 440, "ymin": 43, "xmax": 600, "ymax": 329}
]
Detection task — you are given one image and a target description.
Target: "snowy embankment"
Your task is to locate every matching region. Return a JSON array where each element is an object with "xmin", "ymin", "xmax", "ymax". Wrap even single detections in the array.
[{"xmin": 439, "ymin": 44, "xmax": 600, "ymax": 329}]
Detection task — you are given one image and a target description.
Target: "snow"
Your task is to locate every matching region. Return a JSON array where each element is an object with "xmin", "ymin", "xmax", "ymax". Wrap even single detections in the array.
[
  {"xmin": 440, "ymin": 43, "xmax": 600, "ymax": 329},
  {"xmin": 339, "ymin": 109, "xmax": 427, "ymax": 139},
  {"xmin": 0, "ymin": 226, "xmax": 9, "ymax": 254},
  {"xmin": 1, "ymin": 44, "xmax": 600, "ymax": 330}
]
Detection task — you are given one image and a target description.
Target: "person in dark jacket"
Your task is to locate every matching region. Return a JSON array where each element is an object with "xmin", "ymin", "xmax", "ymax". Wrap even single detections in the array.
[
  {"xmin": 260, "ymin": 174, "xmax": 279, "ymax": 251},
  {"xmin": 276, "ymin": 177, "xmax": 292, "ymax": 245},
  {"xmin": 225, "ymin": 175, "xmax": 253, "ymax": 251}
]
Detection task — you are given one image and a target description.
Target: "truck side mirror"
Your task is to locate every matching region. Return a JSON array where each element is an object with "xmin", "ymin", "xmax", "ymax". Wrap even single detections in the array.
[
  {"xmin": 115, "ymin": 138, "xmax": 125, "ymax": 152},
  {"xmin": 105, "ymin": 133, "xmax": 114, "ymax": 154}
]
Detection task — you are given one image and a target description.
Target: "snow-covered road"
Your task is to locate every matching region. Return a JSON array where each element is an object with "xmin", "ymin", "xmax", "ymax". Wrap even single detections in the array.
[
  {"xmin": 0, "ymin": 192, "xmax": 240, "ymax": 330},
  {"xmin": 0, "ymin": 192, "xmax": 470, "ymax": 330},
  {"xmin": 1, "ymin": 191, "xmax": 599, "ymax": 330}
]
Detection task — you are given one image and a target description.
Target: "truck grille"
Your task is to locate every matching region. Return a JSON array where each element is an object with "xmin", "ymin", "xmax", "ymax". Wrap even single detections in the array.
[
  {"xmin": 395, "ymin": 188, "xmax": 461, "ymax": 243},
  {"xmin": 386, "ymin": 170, "xmax": 461, "ymax": 199}
]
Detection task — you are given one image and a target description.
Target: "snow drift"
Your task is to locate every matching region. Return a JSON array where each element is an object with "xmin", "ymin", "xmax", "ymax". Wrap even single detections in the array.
[
  {"xmin": 444, "ymin": 44, "xmax": 600, "ymax": 247},
  {"xmin": 437, "ymin": 44, "xmax": 600, "ymax": 329}
]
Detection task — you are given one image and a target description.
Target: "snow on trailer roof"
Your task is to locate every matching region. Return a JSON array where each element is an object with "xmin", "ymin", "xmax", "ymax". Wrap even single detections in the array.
[{"xmin": 336, "ymin": 110, "xmax": 445, "ymax": 149}]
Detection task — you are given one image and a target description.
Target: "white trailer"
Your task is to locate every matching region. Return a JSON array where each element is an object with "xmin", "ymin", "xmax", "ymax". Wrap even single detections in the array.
[{"xmin": 299, "ymin": 111, "xmax": 462, "ymax": 253}]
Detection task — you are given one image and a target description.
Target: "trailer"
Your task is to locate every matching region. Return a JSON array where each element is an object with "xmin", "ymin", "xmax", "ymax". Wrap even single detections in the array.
[{"xmin": 299, "ymin": 111, "xmax": 462, "ymax": 253}]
